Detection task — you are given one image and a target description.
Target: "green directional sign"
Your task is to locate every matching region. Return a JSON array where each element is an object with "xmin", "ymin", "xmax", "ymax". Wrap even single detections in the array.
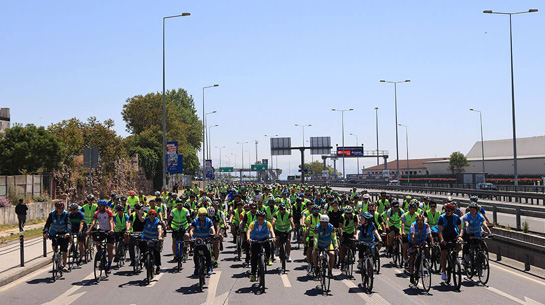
[
  {"xmin": 251, "ymin": 164, "xmax": 268, "ymax": 171},
  {"xmin": 219, "ymin": 167, "xmax": 234, "ymax": 172}
]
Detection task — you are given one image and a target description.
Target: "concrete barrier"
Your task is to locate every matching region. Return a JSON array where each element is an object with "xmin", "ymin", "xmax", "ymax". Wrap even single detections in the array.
[{"xmin": 0, "ymin": 202, "xmax": 55, "ymax": 226}]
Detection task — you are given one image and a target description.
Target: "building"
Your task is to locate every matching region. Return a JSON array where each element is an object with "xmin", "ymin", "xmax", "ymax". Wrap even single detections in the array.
[
  {"xmin": 0, "ymin": 108, "xmax": 10, "ymax": 134},
  {"xmin": 362, "ymin": 158, "xmax": 448, "ymax": 176},
  {"xmin": 425, "ymin": 136, "xmax": 545, "ymax": 175}
]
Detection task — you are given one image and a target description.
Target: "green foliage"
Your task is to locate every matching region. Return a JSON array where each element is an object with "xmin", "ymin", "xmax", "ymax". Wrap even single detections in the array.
[
  {"xmin": 122, "ymin": 88, "xmax": 202, "ymax": 183},
  {"xmin": 448, "ymin": 151, "xmax": 470, "ymax": 174},
  {"xmin": 522, "ymin": 221, "xmax": 529, "ymax": 233},
  {"xmin": 298, "ymin": 161, "xmax": 339, "ymax": 176},
  {"xmin": 128, "ymin": 146, "xmax": 159, "ymax": 180},
  {"xmin": 0, "ymin": 124, "xmax": 63, "ymax": 175},
  {"xmin": 33, "ymin": 196, "xmax": 48, "ymax": 202}
]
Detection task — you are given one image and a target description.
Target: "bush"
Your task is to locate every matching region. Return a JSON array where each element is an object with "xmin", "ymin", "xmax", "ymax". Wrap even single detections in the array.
[
  {"xmin": 522, "ymin": 221, "xmax": 530, "ymax": 233},
  {"xmin": 0, "ymin": 196, "xmax": 12, "ymax": 207},
  {"xmin": 7, "ymin": 189, "xmax": 20, "ymax": 205},
  {"xmin": 33, "ymin": 196, "xmax": 48, "ymax": 202}
]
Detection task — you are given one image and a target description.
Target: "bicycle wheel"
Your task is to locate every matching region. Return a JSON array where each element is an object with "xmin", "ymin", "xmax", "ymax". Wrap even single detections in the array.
[
  {"xmin": 134, "ymin": 244, "xmax": 141, "ymax": 274},
  {"xmin": 67, "ymin": 242, "xmax": 75, "ymax": 270},
  {"xmin": 259, "ymin": 254, "xmax": 266, "ymax": 292},
  {"xmin": 146, "ymin": 252, "xmax": 153, "ymax": 284},
  {"xmin": 51, "ymin": 253, "xmax": 58, "ymax": 281},
  {"xmin": 198, "ymin": 256, "xmax": 205, "ymax": 291},
  {"xmin": 366, "ymin": 258, "xmax": 374, "ymax": 292},
  {"xmin": 236, "ymin": 237, "xmax": 242, "ymax": 261},
  {"xmin": 421, "ymin": 257, "xmax": 432, "ymax": 293},
  {"xmin": 346, "ymin": 250, "xmax": 354, "ymax": 278},
  {"xmin": 394, "ymin": 240, "xmax": 402, "ymax": 268},
  {"xmin": 177, "ymin": 242, "xmax": 183, "ymax": 272},
  {"xmin": 323, "ymin": 256, "xmax": 330, "ymax": 293},
  {"xmin": 94, "ymin": 252, "xmax": 102, "ymax": 283},
  {"xmin": 453, "ymin": 257, "xmax": 462, "ymax": 291},
  {"xmin": 445, "ymin": 255, "xmax": 452, "ymax": 284},
  {"xmin": 431, "ymin": 246, "xmax": 441, "ymax": 273},
  {"xmin": 116, "ymin": 243, "xmax": 124, "ymax": 268},
  {"xmin": 374, "ymin": 247, "xmax": 381, "ymax": 274},
  {"xmin": 477, "ymin": 252, "xmax": 490, "ymax": 285},
  {"xmin": 466, "ymin": 251, "xmax": 475, "ymax": 279},
  {"xmin": 413, "ymin": 256, "xmax": 421, "ymax": 287},
  {"xmin": 280, "ymin": 243, "xmax": 286, "ymax": 273}
]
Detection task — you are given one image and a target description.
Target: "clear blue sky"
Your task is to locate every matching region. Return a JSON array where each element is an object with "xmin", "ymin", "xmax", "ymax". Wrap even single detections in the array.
[{"xmin": 1, "ymin": 1, "xmax": 544, "ymax": 178}]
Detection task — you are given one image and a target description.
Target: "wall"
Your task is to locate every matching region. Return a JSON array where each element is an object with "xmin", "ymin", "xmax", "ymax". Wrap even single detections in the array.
[
  {"xmin": 0, "ymin": 201, "xmax": 55, "ymax": 226},
  {"xmin": 0, "ymin": 175, "xmax": 44, "ymax": 198},
  {"xmin": 425, "ymin": 157, "xmax": 545, "ymax": 175}
]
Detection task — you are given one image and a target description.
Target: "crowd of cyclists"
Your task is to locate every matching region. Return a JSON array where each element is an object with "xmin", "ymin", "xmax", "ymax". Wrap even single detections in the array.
[{"xmin": 42, "ymin": 182, "xmax": 493, "ymax": 292}]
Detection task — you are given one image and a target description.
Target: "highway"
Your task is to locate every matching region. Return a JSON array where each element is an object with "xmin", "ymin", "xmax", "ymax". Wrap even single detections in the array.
[{"xmin": 1, "ymin": 236, "xmax": 544, "ymax": 305}]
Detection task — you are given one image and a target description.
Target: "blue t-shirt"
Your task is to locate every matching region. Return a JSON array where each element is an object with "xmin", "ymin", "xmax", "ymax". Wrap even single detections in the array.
[
  {"xmin": 438, "ymin": 214, "xmax": 461, "ymax": 238},
  {"xmin": 357, "ymin": 222, "xmax": 376, "ymax": 243},
  {"xmin": 462, "ymin": 213, "xmax": 485, "ymax": 237},
  {"xmin": 68, "ymin": 211, "xmax": 86, "ymax": 233},
  {"xmin": 191, "ymin": 218, "xmax": 214, "ymax": 239}
]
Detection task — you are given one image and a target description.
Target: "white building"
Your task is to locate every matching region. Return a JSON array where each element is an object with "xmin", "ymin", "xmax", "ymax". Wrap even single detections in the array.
[
  {"xmin": 425, "ymin": 136, "xmax": 545, "ymax": 175},
  {"xmin": 0, "ymin": 108, "xmax": 9, "ymax": 134}
]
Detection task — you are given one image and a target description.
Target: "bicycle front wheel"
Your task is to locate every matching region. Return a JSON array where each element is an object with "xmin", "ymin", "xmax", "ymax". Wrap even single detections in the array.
[
  {"xmin": 374, "ymin": 247, "xmax": 381, "ymax": 274},
  {"xmin": 177, "ymin": 242, "xmax": 183, "ymax": 272},
  {"xmin": 453, "ymin": 258, "xmax": 462, "ymax": 291},
  {"xmin": 51, "ymin": 253, "xmax": 58, "ymax": 281},
  {"xmin": 477, "ymin": 252, "xmax": 490, "ymax": 285},
  {"xmin": 94, "ymin": 252, "xmax": 102, "ymax": 283},
  {"xmin": 366, "ymin": 258, "xmax": 374, "ymax": 292},
  {"xmin": 259, "ymin": 254, "xmax": 266, "ymax": 292},
  {"xmin": 421, "ymin": 258, "xmax": 432, "ymax": 293}
]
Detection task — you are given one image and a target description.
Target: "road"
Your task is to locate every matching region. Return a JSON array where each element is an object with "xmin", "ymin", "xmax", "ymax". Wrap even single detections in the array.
[{"xmin": 1, "ymin": 236, "xmax": 544, "ymax": 305}]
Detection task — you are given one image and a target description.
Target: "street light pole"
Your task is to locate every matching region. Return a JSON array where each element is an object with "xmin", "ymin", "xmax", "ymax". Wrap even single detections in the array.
[
  {"xmin": 375, "ymin": 107, "xmax": 380, "ymax": 166},
  {"xmin": 399, "ymin": 124, "xmax": 409, "ymax": 183},
  {"xmin": 470, "ymin": 109, "xmax": 486, "ymax": 178},
  {"xmin": 204, "ymin": 110, "xmax": 217, "ymax": 160},
  {"xmin": 380, "ymin": 79, "xmax": 410, "ymax": 182},
  {"xmin": 350, "ymin": 133, "xmax": 360, "ymax": 175},
  {"xmin": 162, "ymin": 12, "xmax": 190, "ymax": 189},
  {"xmin": 483, "ymin": 8, "xmax": 538, "ymax": 193},
  {"xmin": 202, "ymin": 84, "xmax": 219, "ymax": 189},
  {"xmin": 332, "ymin": 109, "xmax": 353, "ymax": 180},
  {"xmin": 215, "ymin": 146, "xmax": 225, "ymax": 175},
  {"xmin": 237, "ymin": 141, "xmax": 248, "ymax": 169},
  {"xmin": 208, "ymin": 124, "xmax": 219, "ymax": 161}
]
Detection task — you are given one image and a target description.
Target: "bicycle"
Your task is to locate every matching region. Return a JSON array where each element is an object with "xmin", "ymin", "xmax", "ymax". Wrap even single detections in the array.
[
  {"xmin": 193, "ymin": 237, "xmax": 213, "ymax": 291},
  {"xmin": 67, "ymin": 233, "xmax": 80, "ymax": 270},
  {"xmin": 411, "ymin": 243, "xmax": 432, "ymax": 294},
  {"xmin": 92, "ymin": 231, "xmax": 110, "ymax": 283},
  {"xmin": 343, "ymin": 237, "xmax": 357, "ymax": 278},
  {"xmin": 130, "ymin": 232, "xmax": 143, "ymax": 274},
  {"xmin": 172, "ymin": 229, "xmax": 189, "ymax": 272},
  {"xmin": 465, "ymin": 235, "xmax": 491, "ymax": 285},
  {"xmin": 444, "ymin": 241, "xmax": 463, "ymax": 291},
  {"xmin": 50, "ymin": 234, "xmax": 66, "ymax": 282},
  {"xmin": 143, "ymin": 238, "xmax": 161, "ymax": 285},
  {"xmin": 115, "ymin": 233, "xmax": 128, "ymax": 268},
  {"xmin": 235, "ymin": 225, "xmax": 244, "ymax": 261},
  {"xmin": 84, "ymin": 233, "xmax": 94, "ymax": 263},
  {"xmin": 250, "ymin": 239, "xmax": 272, "ymax": 293},
  {"xmin": 357, "ymin": 241, "xmax": 377, "ymax": 292},
  {"xmin": 391, "ymin": 233, "xmax": 403, "ymax": 268},
  {"xmin": 315, "ymin": 248, "xmax": 332, "ymax": 295},
  {"xmin": 429, "ymin": 241, "xmax": 442, "ymax": 274},
  {"xmin": 277, "ymin": 231, "xmax": 290, "ymax": 273}
]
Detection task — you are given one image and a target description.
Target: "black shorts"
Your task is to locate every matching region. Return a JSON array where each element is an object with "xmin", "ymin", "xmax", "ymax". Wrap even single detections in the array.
[
  {"xmin": 308, "ymin": 238, "xmax": 314, "ymax": 249},
  {"xmin": 93, "ymin": 231, "xmax": 115, "ymax": 244},
  {"xmin": 342, "ymin": 232, "xmax": 355, "ymax": 246},
  {"xmin": 172, "ymin": 228, "xmax": 187, "ymax": 240},
  {"xmin": 402, "ymin": 235, "xmax": 409, "ymax": 244},
  {"xmin": 440, "ymin": 236, "xmax": 459, "ymax": 251},
  {"xmin": 274, "ymin": 230, "xmax": 291, "ymax": 240},
  {"xmin": 388, "ymin": 226, "xmax": 401, "ymax": 236},
  {"xmin": 51, "ymin": 235, "xmax": 69, "ymax": 252},
  {"xmin": 114, "ymin": 230, "xmax": 127, "ymax": 242}
]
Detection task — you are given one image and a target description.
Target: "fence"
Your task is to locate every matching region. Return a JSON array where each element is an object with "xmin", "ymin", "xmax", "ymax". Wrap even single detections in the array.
[
  {"xmin": 0, "ymin": 175, "xmax": 45, "ymax": 198},
  {"xmin": 0, "ymin": 201, "xmax": 55, "ymax": 226}
]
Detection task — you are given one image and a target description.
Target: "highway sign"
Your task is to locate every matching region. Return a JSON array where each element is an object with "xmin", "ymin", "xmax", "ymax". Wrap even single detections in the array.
[
  {"xmin": 271, "ymin": 137, "xmax": 291, "ymax": 156},
  {"xmin": 310, "ymin": 137, "xmax": 331, "ymax": 155},
  {"xmin": 219, "ymin": 167, "xmax": 234, "ymax": 172},
  {"xmin": 337, "ymin": 146, "xmax": 364, "ymax": 157},
  {"xmin": 251, "ymin": 164, "xmax": 268, "ymax": 171}
]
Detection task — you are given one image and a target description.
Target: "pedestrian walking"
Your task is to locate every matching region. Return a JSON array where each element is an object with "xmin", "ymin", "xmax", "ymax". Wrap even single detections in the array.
[{"xmin": 15, "ymin": 199, "xmax": 28, "ymax": 232}]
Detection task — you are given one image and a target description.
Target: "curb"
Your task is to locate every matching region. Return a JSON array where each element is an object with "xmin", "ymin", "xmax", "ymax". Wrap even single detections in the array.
[{"xmin": 0, "ymin": 257, "xmax": 51, "ymax": 287}]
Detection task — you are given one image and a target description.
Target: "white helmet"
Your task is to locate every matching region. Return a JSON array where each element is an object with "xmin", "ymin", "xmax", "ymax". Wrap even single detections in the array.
[
  {"xmin": 319, "ymin": 215, "xmax": 330, "ymax": 222},
  {"xmin": 207, "ymin": 207, "xmax": 215, "ymax": 217},
  {"xmin": 362, "ymin": 194, "xmax": 371, "ymax": 200}
]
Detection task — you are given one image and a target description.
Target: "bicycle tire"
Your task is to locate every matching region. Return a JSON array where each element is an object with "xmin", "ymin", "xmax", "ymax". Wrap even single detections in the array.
[
  {"xmin": 94, "ymin": 252, "xmax": 102, "ymax": 283},
  {"xmin": 453, "ymin": 257, "xmax": 462, "ymax": 291},
  {"xmin": 134, "ymin": 244, "xmax": 141, "ymax": 274},
  {"xmin": 421, "ymin": 257, "xmax": 432, "ymax": 293},
  {"xmin": 236, "ymin": 237, "xmax": 242, "ymax": 261},
  {"xmin": 414, "ymin": 255, "xmax": 421, "ymax": 287},
  {"xmin": 320, "ymin": 256, "xmax": 328, "ymax": 293},
  {"xmin": 374, "ymin": 247, "xmax": 381, "ymax": 274},
  {"xmin": 259, "ymin": 254, "xmax": 266, "ymax": 291},
  {"xmin": 280, "ymin": 243, "xmax": 286, "ymax": 273},
  {"xmin": 199, "ymin": 255, "xmax": 205, "ymax": 291},
  {"xmin": 431, "ymin": 245, "xmax": 441, "ymax": 273},
  {"xmin": 366, "ymin": 258, "xmax": 374, "ymax": 292},
  {"xmin": 146, "ymin": 252, "xmax": 153, "ymax": 284},
  {"xmin": 177, "ymin": 241, "xmax": 183, "ymax": 272},
  {"xmin": 477, "ymin": 252, "xmax": 490, "ymax": 285},
  {"xmin": 51, "ymin": 252, "xmax": 58, "ymax": 281}
]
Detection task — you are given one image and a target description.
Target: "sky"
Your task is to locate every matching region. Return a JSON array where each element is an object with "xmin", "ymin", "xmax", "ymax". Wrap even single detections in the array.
[{"xmin": 1, "ymin": 1, "xmax": 544, "ymax": 179}]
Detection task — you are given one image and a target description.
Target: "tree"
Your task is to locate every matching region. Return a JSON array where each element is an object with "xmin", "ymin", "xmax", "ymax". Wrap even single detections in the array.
[
  {"xmin": 448, "ymin": 151, "xmax": 470, "ymax": 174},
  {"xmin": 122, "ymin": 89, "xmax": 202, "ymax": 187},
  {"xmin": 0, "ymin": 124, "xmax": 63, "ymax": 174},
  {"xmin": 298, "ymin": 161, "xmax": 339, "ymax": 177}
]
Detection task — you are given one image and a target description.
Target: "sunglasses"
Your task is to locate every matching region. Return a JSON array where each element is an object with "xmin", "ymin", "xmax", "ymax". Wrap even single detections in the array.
[{"xmin": 445, "ymin": 208, "xmax": 452, "ymax": 212}]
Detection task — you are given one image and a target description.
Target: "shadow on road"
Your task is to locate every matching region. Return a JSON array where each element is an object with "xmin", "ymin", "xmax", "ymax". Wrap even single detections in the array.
[
  {"xmin": 118, "ymin": 279, "xmax": 147, "ymax": 288},
  {"xmin": 235, "ymin": 284, "xmax": 265, "ymax": 295},
  {"xmin": 71, "ymin": 278, "xmax": 97, "ymax": 286},
  {"xmin": 176, "ymin": 283, "xmax": 204, "ymax": 294},
  {"xmin": 112, "ymin": 270, "xmax": 134, "ymax": 277},
  {"xmin": 304, "ymin": 285, "xmax": 328, "ymax": 296},
  {"xmin": 27, "ymin": 277, "xmax": 55, "ymax": 285}
]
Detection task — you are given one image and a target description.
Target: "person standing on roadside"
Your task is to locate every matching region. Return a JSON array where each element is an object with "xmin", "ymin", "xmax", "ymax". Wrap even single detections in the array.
[{"xmin": 15, "ymin": 199, "xmax": 28, "ymax": 232}]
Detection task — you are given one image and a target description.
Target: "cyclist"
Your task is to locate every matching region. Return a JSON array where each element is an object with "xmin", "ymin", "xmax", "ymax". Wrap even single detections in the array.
[
  {"xmin": 424, "ymin": 201, "xmax": 440, "ymax": 239},
  {"xmin": 385, "ymin": 201, "xmax": 404, "ymax": 255},
  {"xmin": 169, "ymin": 199, "xmax": 191, "ymax": 261},
  {"xmin": 327, "ymin": 198, "xmax": 343, "ymax": 230},
  {"xmin": 68, "ymin": 203, "xmax": 86, "ymax": 264},
  {"xmin": 137, "ymin": 191, "xmax": 147, "ymax": 206},
  {"xmin": 127, "ymin": 191, "xmax": 139, "ymax": 212},
  {"xmin": 377, "ymin": 192, "xmax": 389, "ymax": 214},
  {"xmin": 229, "ymin": 200, "xmax": 245, "ymax": 244},
  {"xmin": 401, "ymin": 201, "xmax": 420, "ymax": 267},
  {"xmin": 360, "ymin": 194, "xmax": 371, "ymax": 213},
  {"xmin": 339, "ymin": 206, "xmax": 357, "ymax": 269},
  {"xmin": 273, "ymin": 204, "xmax": 295, "ymax": 262},
  {"xmin": 402, "ymin": 195, "xmax": 412, "ymax": 211},
  {"xmin": 437, "ymin": 202, "xmax": 463, "ymax": 281},
  {"xmin": 128, "ymin": 203, "xmax": 146, "ymax": 266},
  {"xmin": 305, "ymin": 204, "xmax": 322, "ymax": 275},
  {"xmin": 367, "ymin": 203, "xmax": 385, "ymax": 251},
  {"xmin": 190, "ymin": 208, "xmax": 216, "ymax": 276},
  {"xmin": 407, "ymin": 214, "xmax": 433, "ymax": 285},
  {"xmin": 82, "ymin": 195, "xmax": 98, "ymax": 227},
  {"xmin": 87, "ymin": 200, "xmax": 115, "ymax": 271},
  {"xmin": 469, "ymin": 195, "xmax": 491, "ymax": 225},
  {"xmin": 208, "ymin": 204, "xmax": 224, "ymax": 267},
  {"xmin": 420, "ymin": 196, "xmax": 431, "ymax": 212},
  {"xmin": 265, "ymin": 199, "xmax": 279, "ymax": 223},
  {"xmin": 43, "ymin": 201, "xmax": 70, "ymax": 272},
  {"xmin": 141, "ymin": 209, "xmax": 164, "ymax": 274},
  {"xmin": 120, "ymin": 196, "xmax": 128, "ymax": 213},
  {"xmin": 291, "ymin": 197, "xmax": 305, "ymax": 241},
  {"xmin": 461, "ymin": 202, "xmax": 492, "ymax": 265},
  {"xmin": 247, "ymin": 210, "xmax": 276, "ymax": 282},
  {"xmin": 113, "ymin": 205, "xmax": 130, "ymax": 263},
  {"xmin": 312, "ymin": 215, "xmax": 337, "ymax": 278},
  {"xmin": 242, "ymin": 202, "xmax": 259, "ymax": 265},
  {"xmin": 355, "ymin": 212, "xmax": 382, "ymax": 269}
]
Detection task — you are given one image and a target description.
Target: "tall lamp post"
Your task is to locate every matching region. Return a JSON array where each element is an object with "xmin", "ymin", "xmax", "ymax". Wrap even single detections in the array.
[
  {"xmin": 162, "ymin": 12, "xmax": 190, "ymax": 189},
  {"xmin": 398, "ymin": 124, "xmax": 409, "ymax": 183},
  {"xmin": 208, "ymin": 124, "xmax": 219, "ymax": 160},
  {"xmin": 483, "ymin": 8, "xmax": 538, "ymax": 193},
  {"xmin": 204, "ymin": 110, "xmax": 217, "ymax": 160},
  {"xmin": 350, "ymin": 133, "xmax": 360, "ymax": 175},
  {"xmin": 202, "ymin": 84, "xmax": 219, "ymax": 189},
  {"xmin": 470, "ymin": 108, "xmax": 486, "ymax": 178},
  {"xmin": 295, "ymin": 124, "xmax": 311, "ymax": 146},
  {"xmin": 375, "ymin": 107, "xmax": 380, "ymax": 166},
  {"xmin": 237, "ymin": 141, "xmax": 248, "ymax": 169},
  {"xmin": 332, "ymin": 108, "xmax": 353, "ymax": 180},
  {"xmin": 215, "ymin": 146, "xmax": 225, "ymax": 178},
  {"xmin": 380, "ymin": 79, "xmax": 410, "ymax": 181}
]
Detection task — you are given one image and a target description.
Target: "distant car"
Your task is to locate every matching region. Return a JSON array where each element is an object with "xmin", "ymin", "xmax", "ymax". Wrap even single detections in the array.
[{"xmin": 476, "ymin": 183, "xmax": 497, "ymax": 190}]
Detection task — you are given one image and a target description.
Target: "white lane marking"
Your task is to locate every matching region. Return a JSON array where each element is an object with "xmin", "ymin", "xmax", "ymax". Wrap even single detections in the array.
[
  {"xmin": 212, "ymin": 292, "xmax": 229, "ymax": 305},
  {"xmin": 280, "ymin": 273, "xmax": 292, "ymax": 287},
  {"xmin": 203, "ymin": 271, "xmax": 222, "ymax": 305},
  {"xmin": 487, "ymin": 287, "xmax": 543, "ymax": 305},
  {"xmin": 42, "ymin": 272, "xmax": 93, "ymax": 305},
  {"xmin": 146, "ymin": 272, "xmax": 164, "ymax": 288},
  {"xmin": 490, "ymin": 262, "xmax": 545, "ymax": 287},
  {"xmin": 341, "ymin": 279, "xmax": 391, "ymax": 305}
]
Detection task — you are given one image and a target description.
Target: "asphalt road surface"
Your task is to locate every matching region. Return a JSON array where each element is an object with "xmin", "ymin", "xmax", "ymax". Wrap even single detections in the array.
[{"xmin": 1, "ymin": 235, "xmax": 545, "ymax": 305}]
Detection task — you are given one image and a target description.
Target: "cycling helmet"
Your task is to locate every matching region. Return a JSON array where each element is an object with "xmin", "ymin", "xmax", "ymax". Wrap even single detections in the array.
[
  {"xmin": 391, "ymin": 201, "xmax": 400, "ymax": 207},
  {"xmin": 97, "ymin": 200, "xmax": 108, "ymax": 206},
  {"xmin": 296, "ymin": 197, "xmax": 302, "ymax": 202},
  {"xmin": 87, "ymin": 194, "xmax": 95, "ymax": 200},
  {"xmin": 275, "ymin": 198, "xmax": 282, "ymax": 203},
  {"xmin": 243, "ymin": 204, "xmax": 250, "ymax": 211},
  {"xmin": 445, "ymin": 202, "xmax": 456, "ymax": 211},
  {"xmin": 148, "ymin": 210, "xmax": 157, "ymax": 216},
  {"xmin": 111, "ymin": 192, "xmax": 117, "ymax": 198},
  {"xmin": 311, "ymin": 204, "xmax": 320, "ymax": 212},
  {"xmin": 361, "ymin": 212, "xmax": 373, "ymax": 221},
  {"xmin": 470, "ymin": 196, "xmax": 478, "ymax": 202},
  {"xmin": 256, "ymin": 210, "xmax": 266, "ymax": 218},
  {"xmin": 112, "ymin": 195, "xmax": 119, "ymax": 200},
  {"xmin": 446, "ymin": 196, "xmax": 453, "ymax": 202},
  {"xmin": 207, "ymin": 207, "xmax": 216, "ymax": 217},
  {"xmin": 212, "ymin": 200, "xmax": 220, "ymax": 206},
  {"xmin": 139, "ymin": 190, "xmax": 144, "ymax": 195},
  {"xmin": 362, "ymin": 194, "xmax": 371, "ymax": 200},
  {"xmin": 198, "ymin": 208, "xmax": 208, "ymax": 215},
  {"xmin": 69, "ymin": 203, "xmax": 79, "ymax": 210},
  {"xmin": 408, "ymin": 201, "xmax": 418, "ymax": 209},
  {"xmin": 468, "ymin": 202, "xmax": 479, "ymax": 209},
  {"xmin": 344, "ymin": 206, "xmax": 353, "ymax": 214},
  {"xmin": 352, "ymin": 187, "xmax": 357, "ymax": 191},
  {"xmin": 201, "ymin": 196, "xmax": 209, "ymax": 202},
  {"xmin": 154, "ymin": 191, "xmax": 160, "ymax": 196},
  {"xmin": 183, "ymin": 202, "xmax": 191, "ymax": 209},
  {"xmin": 134, "ymin": 203, "xmax": 143, "ymax": 210},
  {"xmin": 171, "ymin": 193, "xmax": 178, "ymax": 198},
  {"xmin": 319, "ymin": 215, "xmax": 330, "ymax": 222},
  {"xmin": 405, "ymin": 195, "xmax": 412, "ymax": 200},
  {"xmin": 176, "ymin": 198, "xmax": 184, "ymax": 204},
  {"xmin": 115, "ymin": 205, "xmax": 124, "ymax": 211},
  {"xmin": 415, "ymin": 214, "xmax": 425, "ymax": 222},
  {"xmin": 326, "ymin": 195, "xmax": 334, "ymax": 201},
  {"xmin": 268, "ymin": 199, "xmax": 275, "ymax": 204},
  {"xmin": 353, "ymin": 195, "xmax": 361, "ymax": 200},
  {"xmin": 249, "ymin": 202, "xmax": 257, "ymax": 209},
  {"xmin": 423, "ymin": 196, "xmax": 431, "ymax": 201},
  {"xmin": 120, "ymin": 196, "xmax": 127, "ymax": 201},
  {"xmin": 279, "ymin": 204, "xmax": 287, "ymax": 210}
]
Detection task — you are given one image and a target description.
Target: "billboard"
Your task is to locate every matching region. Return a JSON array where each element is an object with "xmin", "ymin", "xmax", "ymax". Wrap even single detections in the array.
[
  {"xmin": 336, "ymin": 146, "xmax": 364, "ymax": 157},
  {"xmin": 205, "ymin": 159, "xmax": 214, "ymax": 180},
  {"xmin": 271, "ymin": 137, "xmax": 291, "ymax": 156},
  {"xmin": 167, "ymin": 142, "xmax": 183, "ymax": 174},
  {"xmin": 310, "ymin": 136, "xmax": 332, "ymax": 155}
]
